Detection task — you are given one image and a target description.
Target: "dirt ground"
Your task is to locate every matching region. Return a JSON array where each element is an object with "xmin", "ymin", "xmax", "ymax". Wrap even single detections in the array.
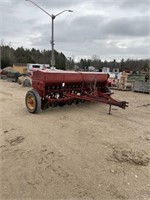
[{"xmin": 0, "ymin": 79, "xmax": 150, "ymax": 200}]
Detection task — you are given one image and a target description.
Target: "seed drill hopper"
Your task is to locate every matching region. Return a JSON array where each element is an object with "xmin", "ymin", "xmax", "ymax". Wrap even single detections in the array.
[{"xmin": 25, "ymin": 70, "xmax": 128, "ymax": 113}]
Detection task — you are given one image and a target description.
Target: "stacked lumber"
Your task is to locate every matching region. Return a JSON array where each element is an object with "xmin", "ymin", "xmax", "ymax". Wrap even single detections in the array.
[{"xmin": 110, "ymin": 71, "xmax": 132, "ymax": 91}]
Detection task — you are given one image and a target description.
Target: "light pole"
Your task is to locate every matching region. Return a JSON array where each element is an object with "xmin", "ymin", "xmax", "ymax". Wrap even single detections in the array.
[{"xmin": 25, "ymin": 0, "xmax": 73, "ymax": 68}]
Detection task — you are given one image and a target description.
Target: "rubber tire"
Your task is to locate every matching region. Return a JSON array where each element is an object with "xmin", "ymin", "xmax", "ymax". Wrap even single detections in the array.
[{"xmin": 25, "ymin": 89, "xmax": 41, "ymax": 113}]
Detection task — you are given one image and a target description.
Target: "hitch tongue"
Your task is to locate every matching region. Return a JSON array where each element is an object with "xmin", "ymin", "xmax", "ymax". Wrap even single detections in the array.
[{"xmin": 120, "ymin": 101, "xmax": 129, "ymax": 109}]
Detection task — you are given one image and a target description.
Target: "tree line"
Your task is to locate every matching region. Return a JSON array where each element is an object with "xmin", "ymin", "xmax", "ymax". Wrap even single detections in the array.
[
  {"xmin": 1, "ymin": 45, "xmax": 149, "ymax": 72},
  {"xmin": 76, "ymin": 57, "xmax": 149, "ymax": 72},
  {"xmin": 1, "ymin": 45, "xmax": 73, "ymax": 70}
]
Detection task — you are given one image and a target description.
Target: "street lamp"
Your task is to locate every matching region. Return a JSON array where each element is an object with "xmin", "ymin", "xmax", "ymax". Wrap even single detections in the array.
[{"xmin": 25, "ymin": 0, "xmax": 73, "ymax": 68}]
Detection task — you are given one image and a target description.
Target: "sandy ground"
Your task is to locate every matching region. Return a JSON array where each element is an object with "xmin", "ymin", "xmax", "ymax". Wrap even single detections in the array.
[{"xmin": 0, "ymin": 79, "xmax": 150, "ymax": 200}]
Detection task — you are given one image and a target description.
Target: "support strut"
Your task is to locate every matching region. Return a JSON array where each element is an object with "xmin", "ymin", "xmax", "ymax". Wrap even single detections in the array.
[{"xmin": 108, "ymin": 104, "xmax": 112, "ymax": 115}]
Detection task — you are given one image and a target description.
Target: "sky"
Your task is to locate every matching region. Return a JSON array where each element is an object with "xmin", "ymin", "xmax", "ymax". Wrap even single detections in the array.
[{"xmin": 1, "ymin": 0, "xmax": 150, "ymax": 62}]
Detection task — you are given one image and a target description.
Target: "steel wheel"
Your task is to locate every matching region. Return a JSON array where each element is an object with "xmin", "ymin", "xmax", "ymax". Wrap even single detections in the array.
[{"xmin": 25, "ymin": 90, "xmax": 41, "ymax": 113}]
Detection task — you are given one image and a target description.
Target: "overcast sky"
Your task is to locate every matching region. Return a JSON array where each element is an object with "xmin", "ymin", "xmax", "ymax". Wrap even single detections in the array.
[{"xmin": 1, "ymin": 0, "xmax": 150, "ymax": 61}]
